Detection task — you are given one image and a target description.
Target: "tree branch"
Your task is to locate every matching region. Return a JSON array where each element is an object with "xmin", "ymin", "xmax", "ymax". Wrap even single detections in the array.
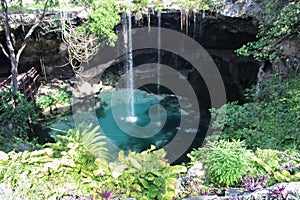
[
  {"xmin": 16, "ymin": 0, "xmax": 50, "ymax": 62},
  {"xmin": 1, "ymin": 0, "xmax": 16, "ymax": 59},
  {"xmin": 0, "ymin": 42, "xmax": 9, "ymax": 58}
]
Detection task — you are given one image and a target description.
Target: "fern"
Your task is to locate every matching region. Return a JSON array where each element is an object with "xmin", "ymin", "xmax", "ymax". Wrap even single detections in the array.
[
  {"xmin": 79, "ymin": 124, "xmax": 108, "ymax": 158},
  {"xmin": 45, "ymin": 124, "xmax": 108, "ymax": 159}
]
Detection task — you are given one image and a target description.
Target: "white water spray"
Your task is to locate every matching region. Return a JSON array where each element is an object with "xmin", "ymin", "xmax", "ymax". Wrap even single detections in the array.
[
  {"xmin": 122, "ymin": 11, "xmax": 135, "ymax": 118},
  {"xmin": 157, "ymin": 11, "xmax": 161, "ymax": 94}
]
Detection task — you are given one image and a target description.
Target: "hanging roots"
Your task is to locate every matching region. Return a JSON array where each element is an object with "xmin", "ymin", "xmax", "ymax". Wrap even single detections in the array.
[{"xmin": 61, "ymin": 18, "xmax": 100, "ymax": 75}]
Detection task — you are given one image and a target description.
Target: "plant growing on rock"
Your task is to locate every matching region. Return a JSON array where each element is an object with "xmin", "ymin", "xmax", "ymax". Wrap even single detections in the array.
[
  {"xmin": 201, "ymin": 139, "xmax": 253, "ymax": 187},
  {"xmin": 242, "ymin": 174, "xmax": 268, "ymax": 192},
  {"xmin": 252, "ymin": 149, "xmax": 300, "ymax": 184},
  {"xmin": 36, "ymin": 88, "xmax": 71, "ymax": 111},
  {"xmin": 174, "ymin": 176, "xmax": 208, "ymax": 199},
  {"xmin": 268, "ymin": 184, "xmax": 292, "ymax": 200},
  {"xmin": 236, "ymin": 0, "xmax": 300, "ymax": 61}
]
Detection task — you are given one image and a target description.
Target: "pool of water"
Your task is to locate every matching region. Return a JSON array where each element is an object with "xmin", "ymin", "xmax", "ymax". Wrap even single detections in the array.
[{"xmin": 45, "ymin": 89, "xmax": 181, "ymax": 153}]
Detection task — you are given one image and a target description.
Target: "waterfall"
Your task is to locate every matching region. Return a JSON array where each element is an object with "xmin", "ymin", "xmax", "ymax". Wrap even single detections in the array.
[
  {"xmin": 128, "ymin": 12, "xmax": 135, "ymax": 118},
  {"xmin": 122, "ymin": 11, "xmax": 135, "ymax": 119},
  {"xmin": 157, "ymin": 11, "xmax": 161, "ymax": 94},
  {"xmin": 193, "ymin": 12, "xmax": 196, "ymax": 39},
  {"xmin": 122, "ymin": 12, "xmax": 129, "ymax": 88}
]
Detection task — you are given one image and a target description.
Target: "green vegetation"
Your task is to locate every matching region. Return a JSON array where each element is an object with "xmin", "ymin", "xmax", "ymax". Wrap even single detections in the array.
[
  {"xmin": 35, "ymin": 88, "xmax": 71, "ymax": 110},
  {"xmin": 0, "ymin": 125, "xmax": 186, "ymax": 199},
  {"xmin": 187, "ymin": 140, "xmax": 300, "ymax": 188},
  {"xmin": 78, "ymin": 0, "xmax": 120, "ymax": 46},
  {"xmin": 182, "ymin": 73, "xmax": 300, "ymax": 197},
  {"xmin": 0, "ymin": 0, "xmax": 299, "ymax": 199},
  {"xmin": 202, "ymin": 140, "xmax": 252, "ymax": 187},
  {"xmin": 210, "ymin": 74, "xmax": 300, "ymax": 151},
  {"xmin": 0, "ymin": 88, "xmax": 37, "ymax": 139},
  {"xmin": 236, "ymin": 0, "xmax": 300, "ymax": 61}
]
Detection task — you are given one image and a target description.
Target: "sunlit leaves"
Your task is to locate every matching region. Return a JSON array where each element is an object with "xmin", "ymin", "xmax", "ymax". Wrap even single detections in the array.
[{"xmin": 236, "ymin": 1, "xmax": 300, "ymax": 61}]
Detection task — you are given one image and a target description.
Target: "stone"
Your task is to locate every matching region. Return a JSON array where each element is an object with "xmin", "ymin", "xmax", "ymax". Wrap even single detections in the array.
[
  {"xmin": 187, "ymin": 162, "xmax": 205, "ymax": 178},
  {"xmin": 220, "ymin": 0, "xmax": 262, "ymax": 19}
]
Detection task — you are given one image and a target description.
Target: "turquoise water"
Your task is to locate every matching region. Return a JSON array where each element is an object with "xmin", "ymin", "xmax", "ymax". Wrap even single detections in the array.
[{"xmin": 46, "ymin": 89, "xmax": 181, "ymax": 153}]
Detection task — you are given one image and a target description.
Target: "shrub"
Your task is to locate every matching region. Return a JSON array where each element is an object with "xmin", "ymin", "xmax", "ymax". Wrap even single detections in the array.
[
  {"xmin": 0, "ymin": 124, "xmax": 186, "ymax": 199},
  {"xmin": 252, "ymin": 149, "xmax": 300, "ymax": 184},
  {"xmin": 0, "ymin": 125, "xmax": 109, "ymax": 200},
  {"xmin": 201, "ymin": 139, "xmax": 252, "ymax": 187},
  {"xmin": 210, "ymin": 74, "xmax": 300, "ymax": 151},
  {"xmin": 0, "ymin": 88, "xmax": 37, "ymax": 138},
  {"xmin": 35, "ymin": 88, "xmax": 71, "ymax": 110},
  {"xmin": 109, "ymin": 146, "xmax": 187, "ymax": 200}
]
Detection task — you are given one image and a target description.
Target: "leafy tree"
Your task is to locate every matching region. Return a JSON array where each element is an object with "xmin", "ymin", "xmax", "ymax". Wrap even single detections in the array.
[{"xmin": 0, "ymin": 0, "xmax": 58, "ymax": 91}]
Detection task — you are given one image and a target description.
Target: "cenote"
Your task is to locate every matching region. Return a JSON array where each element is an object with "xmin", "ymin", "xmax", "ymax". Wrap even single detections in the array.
[
  {"xmin": 47, "ymin": 88, "xmax": 182, "ymax": 150},
  {"xmin": 41, "ymin": 10, "xmax": 259, "ymax": 164}
]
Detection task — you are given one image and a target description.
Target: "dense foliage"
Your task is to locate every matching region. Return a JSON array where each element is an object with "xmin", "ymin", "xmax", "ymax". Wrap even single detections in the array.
[
  {"xmin": 1, "ymin": 0, "xmax": 300, "ymax": 199},
  {"xmin": 0, "ymin": 125, "xmax": 186, "ymax": 199},
  {"xmin": 0, "ymin": 88, "xmax": 37, "ymax": 139},
  {"xmin": 35, "ymin": 88, "xmax": 71, "ymax": 110},
  {"xmin": 210, "ymin": 74, "xmax": 300, "ymax": 151},
  {"xmin": 202, "ymin": 140, "xmax": 252, "ymax": 187},
  {"xmin": 81, "ymin": 0, "xmax": 120, "ymax": 46},
  {"xmin": 188, "ymin": 140, "xmax": 300, "ymax": 189},
  {"xmin": 236, "ymin": 0, "xmax": 300, "ymax": 61}
]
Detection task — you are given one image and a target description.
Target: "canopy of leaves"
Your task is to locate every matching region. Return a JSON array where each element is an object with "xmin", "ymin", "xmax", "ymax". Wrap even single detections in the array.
[{"xmin": 77, "ymin": 0, "xmax": 120, "ymax": 46}]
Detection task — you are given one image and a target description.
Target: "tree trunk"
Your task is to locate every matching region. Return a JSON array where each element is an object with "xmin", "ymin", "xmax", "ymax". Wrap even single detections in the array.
[
  {"xmin": 11, "ymin": 56, "xmax": 19, "ymax": 92},
  {"xmin": 1, "ymin": 0, "xmax": 19, "ymax": 91},
  {"xmin": 1, "ymin": 0, "xmax": 48, "ymax": 92}
]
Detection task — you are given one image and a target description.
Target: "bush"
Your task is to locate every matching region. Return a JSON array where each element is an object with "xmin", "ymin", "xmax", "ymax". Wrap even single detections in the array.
[
  {"xmin": 0, "ymin": 88, "xmax": 37, "ymax": 138},
  {"xmin": 0, "ymin": 125, "xmax": 186, "ymax": 199},
  {"xmin": 210, "ymin": 74, "xmax": 300, "ymax": 151},
  {"xmin": 200, "ymin": 139, "xmax": 252, "ymax": 187},
  {"xmin": 35, "ymin": 88, "xmax": 71, "ymax": 110},
  {"xmin": 0, "ymin": 125, "xmax": 108, "ymax": 200},
  {"xmin": 188, "ymin": 142, "xmax": 300, "ymax": 189},
  {"xmin": 110, "ymin": 146, "xmax": 186, "ymax": 200},
  {"xmin": 252, "ymin": 148, "xmax": 300, "ymax": 184}
]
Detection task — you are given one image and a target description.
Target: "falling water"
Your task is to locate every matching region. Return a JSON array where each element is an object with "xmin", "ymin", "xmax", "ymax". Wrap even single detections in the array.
[
  {"xmin": 122, "ymin": 12, "xmax": 129, "ymax": 87},
  {"xmin": 193, "ymin": 12, "xmax": 196, "ymax": 39},
  {"xmin": 157, "ymin": 11, "xmax": 161, "ymax": 94},
  {"xmin": 122, "ymin": 11, "xmax": 135, "ymax": 120},
  {"xmin": 128, "ymin": 12, "xmax": 135, "ymax": 118},
  {"xmin": 156, "ymin": 11, "xmax": 162, "ymax": 126}
]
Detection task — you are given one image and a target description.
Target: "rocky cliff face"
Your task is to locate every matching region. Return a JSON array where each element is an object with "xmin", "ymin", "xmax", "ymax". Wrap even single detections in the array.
[
  {"xmin": 0, "ymin": 29, "xmax": 74, "ymax": 79},
  {"xmin": 0, "ymin": 5, "xmax": 261, "ymax": 101},
  {"xmin": 220, "ymin": 0, "xmax": 262, "ymax": 19},
  {"xmin": 99, "ymin": 10, "xmax": 260, "ymax": 102}
]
